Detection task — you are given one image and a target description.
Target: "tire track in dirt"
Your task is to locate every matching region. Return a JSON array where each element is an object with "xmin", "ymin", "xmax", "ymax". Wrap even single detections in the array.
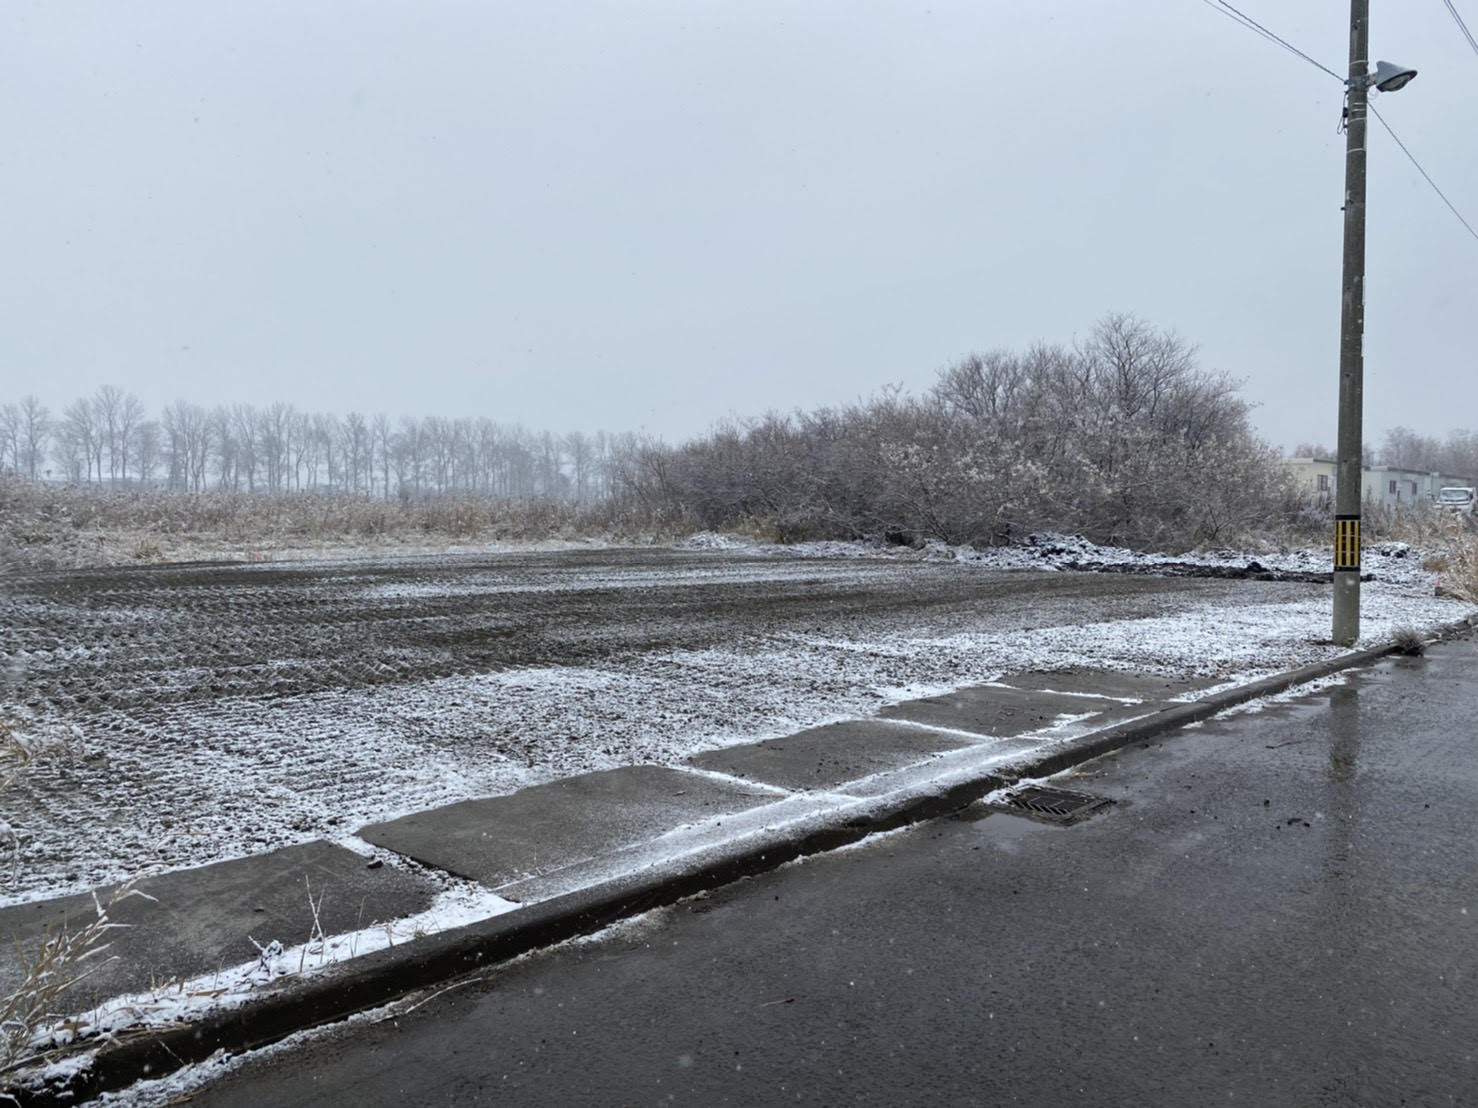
[{"xmin": 0, "ymin": 548, "xmax": 1321, "ymax": 903}]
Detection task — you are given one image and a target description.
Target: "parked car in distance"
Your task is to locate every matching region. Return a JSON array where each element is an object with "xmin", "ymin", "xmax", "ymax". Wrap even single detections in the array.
[{"xmin": 1436, "ymin": 486, "xmax": 1476, "ymax": 513}]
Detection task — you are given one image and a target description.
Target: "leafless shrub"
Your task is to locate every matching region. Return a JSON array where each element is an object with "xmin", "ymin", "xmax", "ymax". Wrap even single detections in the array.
[{"xmin": 618, "ymin": 316, "xmax": 1296, "ymax": 552}]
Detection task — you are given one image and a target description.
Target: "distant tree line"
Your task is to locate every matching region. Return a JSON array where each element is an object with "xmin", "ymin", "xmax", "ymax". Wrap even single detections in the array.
[
  {"xmin": 0, "ymin": 389, "xmax": 631, "ymax": 503},
  {"xmin": 1372, "ymin": 427, "xmax": 1478, "ymax": 479},
  {"xmin": 1, "ymin": 315, "xmax": 1311, "ymax": 551}
]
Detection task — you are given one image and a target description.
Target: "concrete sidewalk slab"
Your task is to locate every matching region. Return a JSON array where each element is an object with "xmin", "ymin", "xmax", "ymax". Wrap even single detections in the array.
[
  {"xmin": 684, "ymin": 720, "xmax": 974, "ymax": 791},
  {"xmin": 358, "ymin": 765, "xmax": 777, "ymax": 891},
  {"xmin": 0, "ymin": 842, "xmax": 436, "ymax": 1012},
  {"xmin": 880, "ymin": 684, "xmax": 1165, "ymax": 736},
  {"xmin": 494, "ymin": 792, "xmax": 841, "ymax": 905},
  {"xmin": 997, "ymin": 667, "xmax": 1216, "ymax": 701}
]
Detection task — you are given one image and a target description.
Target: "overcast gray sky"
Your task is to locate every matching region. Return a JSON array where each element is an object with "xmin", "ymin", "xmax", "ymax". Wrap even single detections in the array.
[{"xmin": 4, "ymin": 1, "xmax": 1475, "ymax": 451}]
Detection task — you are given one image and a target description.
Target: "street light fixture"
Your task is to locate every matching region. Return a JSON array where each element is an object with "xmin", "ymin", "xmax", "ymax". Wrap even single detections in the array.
[
  {"xmin": 1331, "ymin": 0, "xmax": 1417, "ymax": 647},
  {"xmin": 1369, "ymin": 61, "xmax": 1418, "ymax": 93}
]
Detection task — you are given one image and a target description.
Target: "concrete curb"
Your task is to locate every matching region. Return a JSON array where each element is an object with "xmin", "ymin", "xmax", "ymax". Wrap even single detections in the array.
[
  {"xmin": 1020, "ymin": 617, "xmax": 1469, "ymax": 779},
  {"xmin": 12, "ymin": 614, "xmax": 1477, "ymax": 1106}
]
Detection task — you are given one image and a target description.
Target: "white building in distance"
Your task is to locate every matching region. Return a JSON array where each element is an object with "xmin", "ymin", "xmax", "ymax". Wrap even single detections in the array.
[{"xmin": 1286, "ymin": 457, "xmax": 1473, "ymax": 509}]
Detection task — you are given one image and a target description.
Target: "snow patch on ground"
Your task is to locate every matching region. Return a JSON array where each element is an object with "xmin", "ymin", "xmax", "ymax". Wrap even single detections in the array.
[
  {"xmin": 675, "ymin": 531, "xmax": 755, "ymax": 551},
  {"xmin": 693, "ymin": 531, "xmax": 1432, "ymax": 588},
  {"xmin": 0, "ymin": 536, "xmax": 1468, "ymax": 908}
]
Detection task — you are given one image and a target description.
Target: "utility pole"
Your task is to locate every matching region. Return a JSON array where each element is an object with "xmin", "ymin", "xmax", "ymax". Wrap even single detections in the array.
[{"xmin": 1332, "ymin": 0, "xmax": 1369, "ymax": 646}]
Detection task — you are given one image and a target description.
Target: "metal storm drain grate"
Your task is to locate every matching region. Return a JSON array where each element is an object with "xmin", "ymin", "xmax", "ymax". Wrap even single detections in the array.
[{"xmin": 992, "ymin": 785, "xmax": 1114, "ymax": 825}]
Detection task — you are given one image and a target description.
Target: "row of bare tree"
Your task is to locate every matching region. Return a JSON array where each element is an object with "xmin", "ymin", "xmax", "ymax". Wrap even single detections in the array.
[
  {"xmin": 0, "ymin": 391, "xmax": 634, "ymax": 502},
  {"xmin": 610, "ymin": 316, "xmax": 1294, "ymax": 550},
  {"xmin": 1373, "ymin": 427, "xmax": 1478, "ymax": 478},
  {"xmin": 1292, "ymin": 427, "xmax": 1478, "ymax": 480}
]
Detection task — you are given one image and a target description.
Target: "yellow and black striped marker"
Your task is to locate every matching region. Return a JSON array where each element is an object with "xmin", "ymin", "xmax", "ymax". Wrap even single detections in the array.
[{"xmin": 1334, "ymin": 515, "xmax": 1360, "ymax": 571}]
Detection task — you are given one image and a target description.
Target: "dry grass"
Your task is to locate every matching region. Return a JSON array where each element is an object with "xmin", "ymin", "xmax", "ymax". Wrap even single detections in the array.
[
  {"xmin": 1391, "ymin": 626, "xmax": 1427, "ymax": 656},
  {"xmin": 0, "ymin": 714, "xmax": 142, "ymax": 1077},
  {"xmin": 0, "ymin": 717, "xmax": 70, "ymax": 800},
  {"xmin": 1280, "ymin": 505, "xmax": 1478, "ymax": 602},
  {"xmin": 0, "ymin": 884, "xmax": 147, "ymax": 1075},
  {"xmin": 1398, "ymin": 513, "xmax": 1478, "ymax": 602},
  {"xmin": 0, "ymin": 477, "xmax": 688, "ymax": 571},
  {"xmin": 1434, "ymin": 536, "xmax": 1478, "ymax": 602}
]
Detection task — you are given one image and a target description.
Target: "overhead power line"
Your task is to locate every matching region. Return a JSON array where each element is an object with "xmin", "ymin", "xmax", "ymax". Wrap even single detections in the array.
[
  {"xmin": 1441, "ymin": 0, "xmax": 1478, "ymax": 61},
  {"xmin": 1369, "ymin": 105, "xmax": 1478, "ymax": 244},
  {"xmin": 1198, "ymin": 0, "xmax": 1344, "ymax": 82},
  {"xmin": 1196, "ymin": 0, "xmax": 1478, "ymax": 248}
]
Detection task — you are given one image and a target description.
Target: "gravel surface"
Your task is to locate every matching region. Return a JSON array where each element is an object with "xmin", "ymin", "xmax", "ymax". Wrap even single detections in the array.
[{"xmin": 0, "ymin": 543, "xmax": 1464, "ymax": 905}]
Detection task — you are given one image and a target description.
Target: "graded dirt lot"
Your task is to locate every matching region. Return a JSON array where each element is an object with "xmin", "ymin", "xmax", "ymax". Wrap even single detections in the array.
[
  {"xmin": 0, "ymin": 547, "xmax": 1341, "ymax": 903},
  {"xmin": 3, "ymin": 548, "xmax": 1313, "ymax": 709}
]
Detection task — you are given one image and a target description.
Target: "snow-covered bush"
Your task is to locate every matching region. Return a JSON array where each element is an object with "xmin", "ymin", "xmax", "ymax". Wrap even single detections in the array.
[{"xmin": 616, "ymin": 315, "xmax": 1296, "ymax": 552}]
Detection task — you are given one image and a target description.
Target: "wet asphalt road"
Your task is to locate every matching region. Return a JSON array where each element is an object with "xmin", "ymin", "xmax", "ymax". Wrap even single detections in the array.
[{"xmin": 187, "ymin": 638, "xmax": 1478, "ymax": 1107}]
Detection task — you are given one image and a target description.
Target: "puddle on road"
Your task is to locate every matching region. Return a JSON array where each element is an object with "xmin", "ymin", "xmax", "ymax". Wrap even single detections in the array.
[
  {"xmin": 950, "ymin": 806, "xmax": 1053, "ymax": 854},
  {"xmin": 976, "ymin": 812, "xmax": 1053, "ymax": 854}
]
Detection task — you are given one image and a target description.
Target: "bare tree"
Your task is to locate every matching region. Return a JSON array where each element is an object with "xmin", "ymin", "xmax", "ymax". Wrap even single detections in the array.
[
  {"xmin": 289, "ymin": 410, "xmax": 315, "ymax": 491},
  {"xmin": 163, "ymin": 401, "xmax": 211, "ymax": 492},
  {"xmin": 52, "ymin": 419, "xmax": 87, "ymax": 484},
  {"xmin": 470, "ymin": 419, "xmax": 499, "ymax": 496},
  {"xmin": 341, "ymin": 412, "xmax": 370, "ymax": 494},
  {"xmin": 372, "ymin": 413, "xmax": 393, "ymax": 498},
  {"xmin": 210, "ymin": 406, "xmax": 239, "ymax": 490},
  {"xmin": 424, "ymin": 416, "xmax": 452, "ymax": 495},
  {"xmin": 258, "ymin": 402, "xmax": 295, "ymax": 494},
  {"xmin": 394, "ymin": 416, "xmax": 423, "ymax": 499},
  {"xmin": 230, "ymin": 405, "xmax": 259, "ymax": 492},
  {"xmin": 94, "ymin": 385, "xmax": 125, "ymax": 485},
  {"xmin": 565, "ymin": 431, "xmax": 593, "ymax": 502},
  {"xmin": 312, "ymin": 413, "xmax": 342, "ymax": 492},
  {"xmin": 0, "ymin": 403, "xmax": 19, "ymax": 474},
  {"xmin": 60, "ymin": 399, "xmax": 102, "ymax": 483},
  {"xmin": 1291, "ymin": 442, "xmax": 1335, "ymax": 460},
  {"xmin": 19, "ymin": 397, "xmax": 51, "ymax": 481},
  {"xmin": 115, "ymin": 391, "xmax": 145, "ymax": 486},
  {"xmin": 134, "ymin": 420, "xmax": 161, "ymax": 486},
  {"xmin": 537, "ymin": 431, "xmax": 566, "ymax": 499}
]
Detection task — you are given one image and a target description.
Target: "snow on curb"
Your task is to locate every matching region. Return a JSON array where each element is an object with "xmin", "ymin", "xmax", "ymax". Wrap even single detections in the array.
[{"xmin": 20, "ymin": 882, "xmax": 516, "ymax": 1063}]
